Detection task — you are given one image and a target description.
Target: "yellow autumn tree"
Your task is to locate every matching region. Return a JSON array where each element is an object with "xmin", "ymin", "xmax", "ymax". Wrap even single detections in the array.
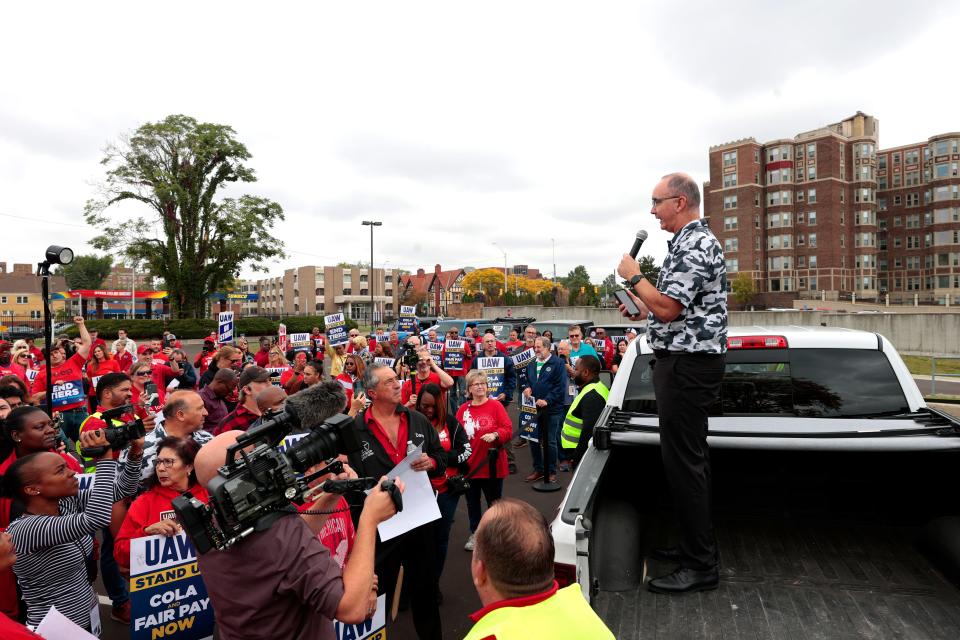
[{"xmin": 461, "ymin": 268, "xmax": 510, "ymax": 295}]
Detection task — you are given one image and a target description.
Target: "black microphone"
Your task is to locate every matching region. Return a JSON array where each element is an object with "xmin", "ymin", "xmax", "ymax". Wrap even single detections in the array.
[{"xmin": 629, "ymin": 230, "xmax": 649, "ymax": 259}]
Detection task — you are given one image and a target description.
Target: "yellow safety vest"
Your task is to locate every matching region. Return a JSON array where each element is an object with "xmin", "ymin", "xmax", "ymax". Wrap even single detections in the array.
[
  {"xmin": 561, "ymin": 381, "xmax": 609, "ymax": 449},
  {"xmin": 464, "ymin": 584, "xmax": 614, "ymax": 640}
]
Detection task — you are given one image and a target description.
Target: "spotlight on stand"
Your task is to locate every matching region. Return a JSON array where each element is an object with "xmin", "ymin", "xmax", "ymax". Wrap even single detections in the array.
[
  {"xmin": 45, "ymin": 245, "xmax": 74, "ymax": 267},
  {"xmin": 37, "ymin": 245, "xmax": 73, "ymax": 413}
]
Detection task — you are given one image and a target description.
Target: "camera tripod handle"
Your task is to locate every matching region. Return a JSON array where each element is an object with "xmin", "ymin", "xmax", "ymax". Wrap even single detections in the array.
[{"xmin": 380, "ymin": 478, "xmax": 403, "ymax": 513}]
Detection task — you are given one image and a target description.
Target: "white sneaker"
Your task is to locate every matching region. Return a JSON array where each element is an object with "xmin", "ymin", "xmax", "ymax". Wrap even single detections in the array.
[{"xmin": 464, "ymin": 533, "xmax": 475, "ymax": 551}]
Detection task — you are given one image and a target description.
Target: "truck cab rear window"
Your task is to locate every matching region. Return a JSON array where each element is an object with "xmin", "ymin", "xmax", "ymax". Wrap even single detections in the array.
[{"xmin": 623, "ymin": 349, "xmax": 909, "ymax": 417}]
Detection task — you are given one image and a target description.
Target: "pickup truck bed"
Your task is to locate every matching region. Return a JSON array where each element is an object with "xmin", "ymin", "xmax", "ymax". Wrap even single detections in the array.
[
  {"xmin": 595, "ymin": 515, "xmax": 960, "ymax": 639},
  {"xmin": 587, "ymin": 447, "xmax": 960, "ymax": 639}
]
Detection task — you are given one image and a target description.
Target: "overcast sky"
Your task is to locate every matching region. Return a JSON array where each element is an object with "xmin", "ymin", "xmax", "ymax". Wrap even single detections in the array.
[{"xmin": 3, "ymin": 1, "xmax": 958, "ymax": 285}]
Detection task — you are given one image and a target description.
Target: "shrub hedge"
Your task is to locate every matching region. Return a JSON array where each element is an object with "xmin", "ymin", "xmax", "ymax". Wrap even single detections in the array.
[{"xmin": 62, "ymin": 316, "xmax": 358, "ymax": 340}]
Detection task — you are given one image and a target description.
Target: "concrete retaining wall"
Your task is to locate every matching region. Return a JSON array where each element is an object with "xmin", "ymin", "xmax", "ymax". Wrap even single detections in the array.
[{"xmin": 482, "ymin": 306, "xmax": 960, "ymax": 355}]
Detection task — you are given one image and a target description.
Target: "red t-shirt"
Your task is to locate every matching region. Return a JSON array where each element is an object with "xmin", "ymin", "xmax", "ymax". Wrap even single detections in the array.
[
  {"xmin": 0, "ymin": 614, "xmax": 42, "ymax": 639},
  {"xmin": 115, "ymin": 351, "xmax": 134, "ymax": 374},
  {"xmin": 401, "ymin": 372, "xmax": 442, "ymax": 405},
  {"xmin": 315, "ymin": 497, "xmax": 355, "ymax": 569},
  {"xmin": 131, "ymin": 383, "xmax": 165, "ymax": 417},
  {"xmin": 86, "ymin": 359, "xmax": 121, "ymax": 396},
  {"xmin": 31, "ymin": 352, "xmax": 88, "ymax": 411},
  {"xmin": 336, "ymin": 373, "xmax": 359, "ymax": 408},
  {"xmin": 456, "ymin": 399, "xmax": 512, "ymax": 479},
  {"xmin": 504, "ymin": 339, "xmax": 523, "ymax": 351},
  {"xmin": 0, "ymin": 363, "xmax": 27, "ymax": 386},
  {"xmin": 430, "ymin": 423, "xmax": 453, "ymax": 493}
]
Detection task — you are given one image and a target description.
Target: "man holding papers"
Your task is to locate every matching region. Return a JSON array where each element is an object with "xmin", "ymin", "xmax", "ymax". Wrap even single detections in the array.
[{"xmin": 345, "ymin": 362, "xmax": 446, "ymax": 640}]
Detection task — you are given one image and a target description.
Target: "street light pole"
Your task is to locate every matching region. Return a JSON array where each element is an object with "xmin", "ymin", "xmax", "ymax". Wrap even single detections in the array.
[
  {"xmin": 493, "ymin": 242, "xmax": 508, "ymax": 303},
  {"xmin": 551, "ymin": 238, "xmax": 557, "ymax": 284},
  {"xmin": 362, "ymin": 221, "xmax": 382, "ymax": 328}
]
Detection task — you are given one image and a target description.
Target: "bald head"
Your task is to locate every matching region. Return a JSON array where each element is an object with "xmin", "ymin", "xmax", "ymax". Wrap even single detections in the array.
[
  {"xmin": 255, "ymin": 386, "xmax": 287, "ymax": 414},
  {"xmin": 195, "ymin": 431, "xmax": 244, "ymax": 488},
  {"xmin": 473, "ymin": 498, "xmax": 554, "ymax": 599}
]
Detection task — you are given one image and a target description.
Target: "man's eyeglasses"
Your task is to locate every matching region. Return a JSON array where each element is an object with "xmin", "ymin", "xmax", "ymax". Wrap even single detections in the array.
[
  {"xmin": 569, "ymin": 334, "xmax": 581, "ymax": 339},
  {"xmin": 156, "ymin": 458, "xmax": 179, "ymax": 468},
  {"xmin": 135, "ymin": 371, "xmax": 153, "ymax": 377},
  {"xmin": 651, "ymin": 195, "xmax": 682, "ymax": 207}
]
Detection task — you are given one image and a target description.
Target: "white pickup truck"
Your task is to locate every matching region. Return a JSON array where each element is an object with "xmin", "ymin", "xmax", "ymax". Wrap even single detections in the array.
[{"xmin": 552, "ymin": 326, "xmax": 960, "ymax": 638}]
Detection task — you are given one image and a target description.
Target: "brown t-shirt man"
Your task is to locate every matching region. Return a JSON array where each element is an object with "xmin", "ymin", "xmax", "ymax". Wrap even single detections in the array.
[{"xmin": 197, "ymin": 513, "xmax": 345, "ymax": 640}]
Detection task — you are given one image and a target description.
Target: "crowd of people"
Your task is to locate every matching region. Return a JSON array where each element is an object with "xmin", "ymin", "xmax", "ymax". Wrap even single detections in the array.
[{"xmin": 0, "ymin": 314, "xmax": 628, "ymax": 639}]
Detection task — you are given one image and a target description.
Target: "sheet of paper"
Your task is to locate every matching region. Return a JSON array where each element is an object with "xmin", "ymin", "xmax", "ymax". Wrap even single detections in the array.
[
  {"xmin": 35, "ymin": 605, "xmax": 100, "ymax": 640},
  {"xmin": 370, "ymin": 444, "xmax": 441, "ymax": 542}
]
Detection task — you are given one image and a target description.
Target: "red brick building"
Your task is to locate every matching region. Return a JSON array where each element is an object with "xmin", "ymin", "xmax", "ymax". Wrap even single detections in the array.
[{"xmin": 705, "ymin": 112, "xmax": 960, "ymax": 307}]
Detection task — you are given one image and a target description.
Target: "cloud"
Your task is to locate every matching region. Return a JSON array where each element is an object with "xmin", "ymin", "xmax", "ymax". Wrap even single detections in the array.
[
  {"xmin": 0, "ymin": 109, "xmax": 104, "ymax": 161},
  {"xmin": 649, "ymin": 0, "xmax": 953, "ymax": 97},
  {"xmin": 549, "ymin": 197, "xmax": 647, "ymax": 224},
  {"xmin": 310, "ymin": 193, "xmax": 411, "ymax": 216},
  {"xmin": 340, "ymin": 136, "xmax": 528, "ymax": 191}
]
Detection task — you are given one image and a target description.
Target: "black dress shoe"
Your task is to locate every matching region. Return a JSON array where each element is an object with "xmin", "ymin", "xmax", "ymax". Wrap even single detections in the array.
[
  {"xmin": 649, "ymin": 547, "xmax": 681, "ymax": 563},
  {"xmin": 647, "ymin": 567, "xmax": 719, "ymax": 594}
]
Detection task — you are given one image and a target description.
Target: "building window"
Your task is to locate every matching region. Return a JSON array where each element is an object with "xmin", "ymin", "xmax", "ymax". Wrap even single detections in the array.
[
  {"xmin": 807, "ymin": 165, "xmax": 816, "ymax": 180},
  {"xmin": 725, "ymin": 258, "xmax": 739, "ymax": 272},
  {"xmin": 809, "ymin": 255, "xmax": 818, "ymax": 268},
  {"xmin": 722, "ymin": 150, "xmax": 737, "ymax": 167},
  {"xmin": 905, "ymin": 150, "xmax": 919, "ymax": 165},
  {"xmin": 807, "ymin": 143, "xmax": 816, "ymax": 159},
  {"xmin": 30, "ymin": 310, "xmax": 41, "ymax": 319},
  {"xmin": 894, "ymin": 195, "xmax": 902, "ymax": 206},
  {"xmin": 809, "ymin": 234, "xmax": 817, "ymax": 248},
  {"xmin": 723, "ymin": 195, "xmax": 737, "ymax": 209},
  {"xmin": 878, "ymin": 197, "xmax": 887, "ymax": 211},
  {"xmin": 15, "ymin": 296, "xmax": 28, "ymax": 304},
  {"xmin": 723, "ymin": 216, "xmax": 738, "ymax": 231},
  {"xmin": 724, "ymin": 238, "xmax": 739, "ymax": 253},
  {"xmin": 343, "ymin": 288, "xmax": 352, "ymax": 295},
  {"xmin": 723, "ymin": 173, "xmax": 737, "ymax": 188},
  {"xmin": 808, "ymin": 211, "xmax": 817, "ymax": 225},
  {"xmin": 807, "ymin": 189, "xmax": 816, "ymax": 203},
  {"xmin": 906, "ymin": 171, "xmax": 920, "ymax": 186}
]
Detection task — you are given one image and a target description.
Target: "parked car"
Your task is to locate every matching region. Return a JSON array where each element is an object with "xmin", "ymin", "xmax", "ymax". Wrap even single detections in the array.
[
  {"xmin": 530, "ymin": 319, "xmax": 593, "ymax": 343},
  {"xmin": 0, "ymin": 324, "xmax": 43, "ymax": 341},
  {"xmin": 551, "ymin": 326, "xmax": 960, "ymax": 637}
]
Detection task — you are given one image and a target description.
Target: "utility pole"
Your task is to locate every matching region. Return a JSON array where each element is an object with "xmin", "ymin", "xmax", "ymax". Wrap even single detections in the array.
[
  {"xmin": 493, "ymin": 243, "xmax": 508, "ymax": 303},
  {"xmin": 362, "ymin": 221, "xmax": 382, "ymax": 328}
]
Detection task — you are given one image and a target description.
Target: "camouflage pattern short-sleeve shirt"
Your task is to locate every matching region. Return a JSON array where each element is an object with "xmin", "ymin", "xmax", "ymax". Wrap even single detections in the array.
[{"xmin": 647, "ymin": 219, "xmax": 728, "ymax": 354}]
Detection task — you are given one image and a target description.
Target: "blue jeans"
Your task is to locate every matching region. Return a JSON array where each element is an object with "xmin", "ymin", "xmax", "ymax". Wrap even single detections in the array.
[
  {"xmin": 100, "ymin": 527, "xmax": 128, "ymax": 607},
  {"xmin": 530, "ymin": 412, "xmax": 562, "ymax": 475},
  {"xmin": 447, "ymin": 376, "xmax": 466, "ymax": 415},
  {"xmin": 466, "ymin": 478, "xmax": 504, "ymax": 532},
  {"xmin": 434, "ymin": 491, "xmax": 460, "ymax": 580}
]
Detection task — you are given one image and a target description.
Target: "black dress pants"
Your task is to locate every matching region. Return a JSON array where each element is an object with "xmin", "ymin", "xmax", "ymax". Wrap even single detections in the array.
[
  {"xmin": 652, "ymin": 352, "xmax": 725, "ymax": 571},
  {"xmin": 375, "ymin": 523, "xmax": 443, "ymax": 639}
]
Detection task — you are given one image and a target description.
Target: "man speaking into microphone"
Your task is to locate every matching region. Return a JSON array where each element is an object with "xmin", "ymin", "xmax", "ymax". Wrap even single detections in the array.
[{"xmin": 616, "ymin": 172, "xmax": 727, "ymax": 594}]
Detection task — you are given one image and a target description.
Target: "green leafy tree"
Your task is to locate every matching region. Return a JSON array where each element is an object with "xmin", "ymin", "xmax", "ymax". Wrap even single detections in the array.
[
  {"xmin": 731, "ymin": 272, "xmax": 755, "ymax": 307},
  {"xmin": 55, "ymin": 254, "xmax": 113, "ymax": 290},
  {"xmin": 84, "ymin": 114, "xmax": 285, "ymax": 318},
  {"xmin": 638, "ymin": 256, "xmax": 661, "ymax": 284},
  {"xmin": 560, "ymin": 266, "xmax": 603, "ymax": 306}
]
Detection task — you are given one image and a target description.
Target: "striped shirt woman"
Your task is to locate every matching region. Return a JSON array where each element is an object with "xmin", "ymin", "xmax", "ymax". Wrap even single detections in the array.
[{"xmin": 5, "ymin": 438, "xmax": 141, "ymax": 633}]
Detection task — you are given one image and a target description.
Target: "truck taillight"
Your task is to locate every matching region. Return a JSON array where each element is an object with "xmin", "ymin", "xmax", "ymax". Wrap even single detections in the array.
[
  {"xmin": 554, "ymin": 562, "xmax": 577, "ymax": 588},
  {"xmin": 728, "ymin": 335, "xmax": 788, "ymax": 349}
]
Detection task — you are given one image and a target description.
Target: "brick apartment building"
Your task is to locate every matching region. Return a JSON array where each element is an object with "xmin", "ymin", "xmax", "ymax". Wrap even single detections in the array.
[
  {"xmin": 705, "ymin": 112, "xmax": 960, "ymax": 307},
  {"xmin": 245, "ymin": 265, "xmax": 400, "ymax": 322}
]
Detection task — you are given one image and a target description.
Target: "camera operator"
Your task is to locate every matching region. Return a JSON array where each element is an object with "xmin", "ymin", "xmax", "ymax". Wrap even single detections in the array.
[
  {"xmin": 194, "ymin": 430, "xmax": 403, "ymax": 639},
  {"xmin": 346, "ymin": 362, "xmax": 445, "ymax": 640},
  {"xmin": 400, "ymin": 347, "xmax": 452, "ymax": 408},
  {"xmin": 4, "ymin": 426, "xmax": 143, "ymax": 633},
  {"xmin": 78, "ymin": 372, "xmax": 157, "ymax": 622}
]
